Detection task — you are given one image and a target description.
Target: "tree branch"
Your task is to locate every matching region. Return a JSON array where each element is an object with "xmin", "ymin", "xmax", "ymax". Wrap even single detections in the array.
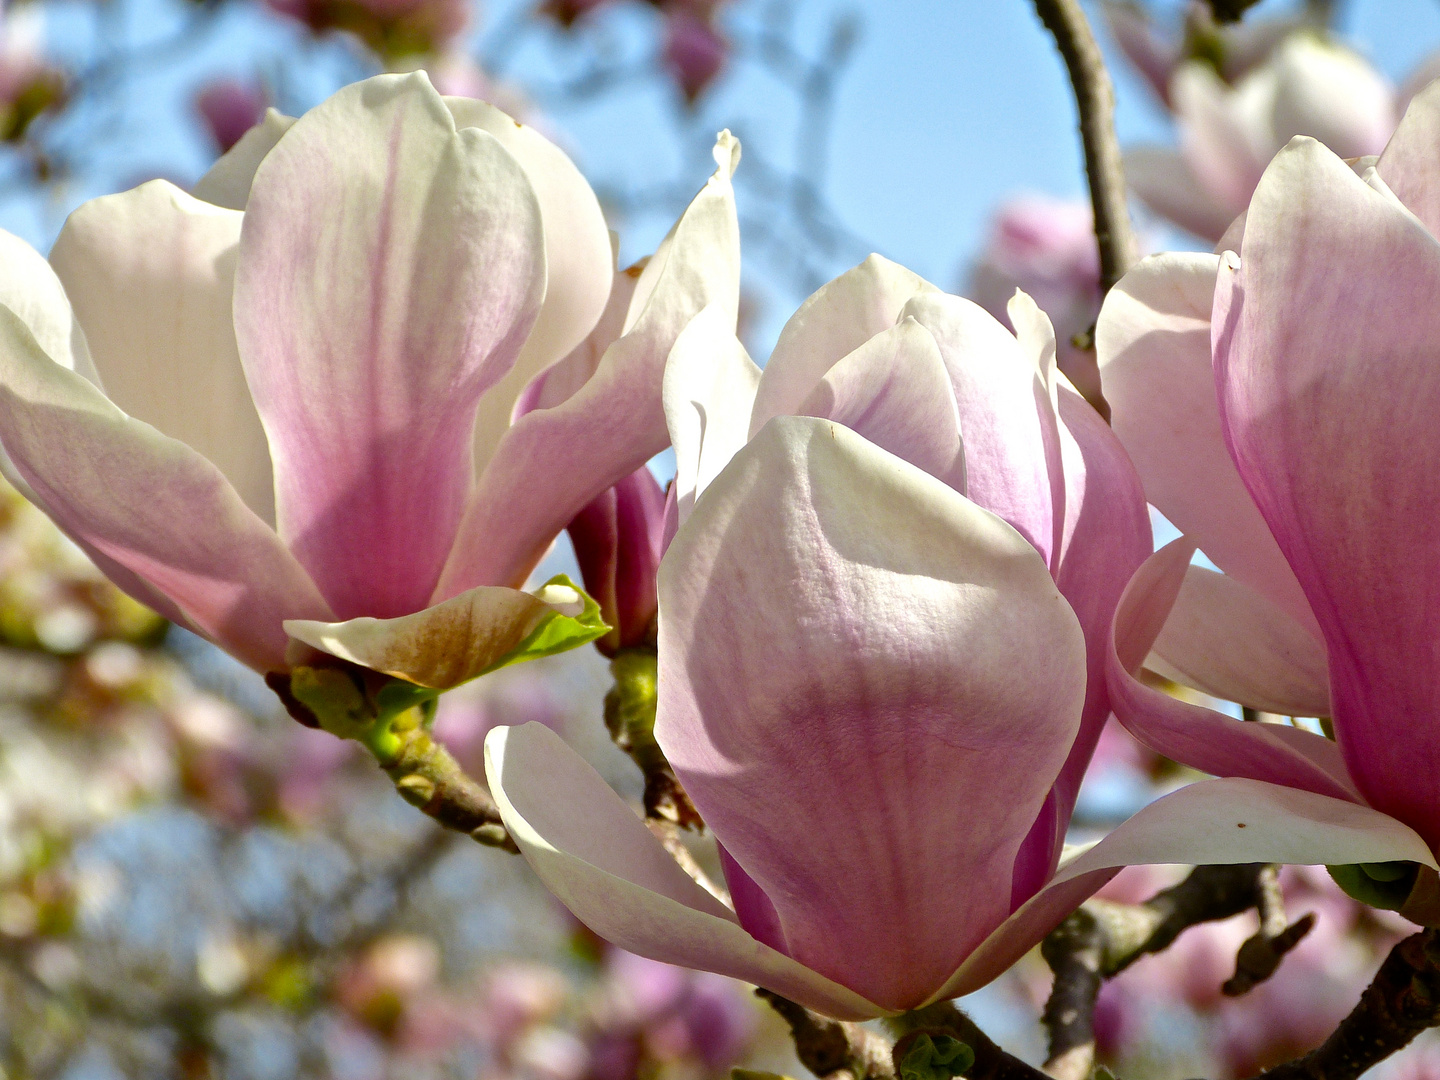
[
  {"xmin": 758, "ymin": 990, "xmax": 896, "ymax": 1080},
  {"xmin": 266, "ymin": 669, "xmax": 518, "ymax": 853},
  {"xmin": 1030, "ymin": 0, "xmax": 1136, "ymax": 298},
  {"xmin": 1262, "ymin": 929, "xmax": 1440, "ymax": 1080},
  {"xmin": 1040, "ymin": 864, "xmax": 1314, "ymax": 1078}
]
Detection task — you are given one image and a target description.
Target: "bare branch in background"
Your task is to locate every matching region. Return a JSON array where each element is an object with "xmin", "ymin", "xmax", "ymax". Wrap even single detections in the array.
[
  {"xmin": 1040, "ymin": 863, "xmax": 1315, "ymax": 1079},
  {"xmin": 1030, "ymin": 0, "xmax": 1136, "ymax": 298},
  {"xmin": 1262, "ymin": 929, "xmax": 1440, "ymax": 1080}
]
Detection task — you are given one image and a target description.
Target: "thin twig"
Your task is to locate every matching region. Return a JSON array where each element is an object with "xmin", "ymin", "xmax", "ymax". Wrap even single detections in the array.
[{"xmin": 1030, "ymin": 0, "xmax": 1136, "ymax": 298}]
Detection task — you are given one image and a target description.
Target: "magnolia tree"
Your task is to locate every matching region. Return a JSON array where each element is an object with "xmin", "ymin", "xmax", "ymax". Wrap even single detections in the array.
[{"xmin": 1, "ymin": 0, "xmax": 1440, "ymax": 1078}]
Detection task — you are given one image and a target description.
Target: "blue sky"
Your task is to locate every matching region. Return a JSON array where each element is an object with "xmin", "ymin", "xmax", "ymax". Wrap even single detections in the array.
[{"xmin": 20, "ymin": 0, "xmax": 1440, "ymax": 350}]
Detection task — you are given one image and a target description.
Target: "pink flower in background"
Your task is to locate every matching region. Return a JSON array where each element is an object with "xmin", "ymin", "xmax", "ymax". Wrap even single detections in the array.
[
  {"xmin": 264, "ymin": 0, "xmax": 471, "ymax": 60},
  {"xmin": 0, "ymin": 6, "xmax": 64, "ymax": 143},
  {"xmin": 195, "ymin": 79, "xmax": 267, "ymax": 153},
  {"xmin": 663, "ymin": 10, "xmax": 727, "ymax": 103},
  {"xmin": 432, "ymin": 669, "xmax": 566, "ymax": 776},
  {"xmin": 1125, "ymin": 34, "xmax": 1396, "ymax": 241},
  {"xmin": 1100, "ymin": 81, "xmax": 1440, "ymax": 882},
  {"xmin": 0, "ymin": 73, "xmax": 741, "ymax": 692},
  {"xmin": 485, "ymin": 315, "xmax": 1421, "ymax": 1016},
  {"xmin": 1100, "ymin": 0, "xmax": 1316, "ymax": 108},
  {"xmin": 593, "ymin": 951, "xmax": 756, "ymax": 1073},
  {"xmin": 966, "ymin": 196, "xmax": 1103, "ymax": 403}
]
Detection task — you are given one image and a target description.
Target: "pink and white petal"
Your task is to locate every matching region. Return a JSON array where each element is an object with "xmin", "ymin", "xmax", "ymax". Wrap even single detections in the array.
[
  {"xmin": 445, "ymin": 98, "xmax": 613, "ymax": 474},
  {"xmin": 1378, "ymin": 78, "xmax": 1440, "ymax": 239},
  {"xmin": 1100, "ymin": 0, "xmax": 1177, "ymax": 105},
  {"xmin": 794, "ymin": 316, "xmax": 965, "ymax": 492},
  {"xmin": 236, "ymin": 72, "xmax": 545, "ymax": 619},
  {"xmin": 901, "ymin": 292, "xmax": 1060, "ymax": 567},
  {"xmin": 622, "ymin": 132, "xmax": 740, "ymax": 338},
  {"xmin": 285, "ymin": 579, "xmax": 584, "ymax": 689},
  {"xmin": 0, "ymin": 306, "xmax": 331, "ymax": 671},
  {"xmin": 1043, "ymin": 384, "xmax": 1154, "ymax": 839},
  {"xmin": 749, "ymin": 254, "xmax": 938, "ymax": 435},
  {"xmin": 934, "ymin": 777, "xmax": 1435, "ymax": 1002},
  {"xmin": 191, "ymin": 108, "xmax": 297, "ymax": 210},
  {"xmin": 1108, "ymin": 541, "xmax": 1358, "ymax": 802},
  {"xmin": 49, "ymin": 181, "xmax": 275, "ymax": 525},
  {"xmin": 0, "ymin": 238, "xmax": 192, "ymax": 624},
  {"xmin": 663, "ymin": 304, "xmax": 761, "ymax": 527},
  {"xmin": 1097, "ymin": 251, "xmax": 1318, "ymax": 635},
  {"xmin": 657, "ymin": 416, "xmax": 1087, "ymax": 1013},
  {"xmin": 1007, "ymin": 291, "xmax": 1068, "ymax": 571},
  {"xmin": 436, "ymin": 133, "xmax": 740, "ymax": 596},
  {"xmin": 514, "ymin": 263, "xmax": 640, "ymax": 419},
  {"xmin": 0, "ymin": 229, "xmax": 94, "ymax": 382},
  {"xmin": 1151, "ymin": 564, "xmax": 1330, "ymax": 716},
  {"xmin": 1172, "ymin": 62, "xmax": 1269, "ymax": 212},
  {"xmin": 484, "ymin": 722, "xmax": 889, "ymax": 1020},
  {"xmin": 1269, "ymin": 37, "xmax": 1395, "ymax": 161},
  {"xmin": 1124, "ymin": 147, "xmax": 1239, "ymax": 243},
  {"xmin": 1217, "ymin": 137, "xmax": 1440, "ymax": 851}
]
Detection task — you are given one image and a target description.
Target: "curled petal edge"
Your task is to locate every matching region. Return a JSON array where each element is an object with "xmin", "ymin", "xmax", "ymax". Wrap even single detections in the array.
[
  {"xmin": 484, "ymin": 721, "xmax": 889, "ymax": 1019},
  {"xmin": 1109, "ymin": 539, "xmax": 1359, "ymax": 802},
  {"xmin": 285, "ymin": 575, "xmax": 607, "ymax": 690},
  {"xmin": 929, "ymin": 775, "xmax": 1435, "ymax": 1003}
]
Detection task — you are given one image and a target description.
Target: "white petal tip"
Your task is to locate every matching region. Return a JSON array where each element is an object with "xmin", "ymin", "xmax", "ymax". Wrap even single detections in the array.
[{"xmin": 533, "ymin": 582, "xmax": 584, "ymax": 616}]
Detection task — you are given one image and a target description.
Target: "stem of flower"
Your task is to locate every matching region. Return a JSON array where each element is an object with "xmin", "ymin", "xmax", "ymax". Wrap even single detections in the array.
[{"xmin": 1030, "ymin": 0, "xmax": 1136, "ymax": 299}]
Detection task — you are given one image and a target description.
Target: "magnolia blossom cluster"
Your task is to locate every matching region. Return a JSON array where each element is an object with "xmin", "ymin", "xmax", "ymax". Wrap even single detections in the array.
[{"xmin": 2, "ymin": 52, "xmax": 1440, "ymax": 1035}]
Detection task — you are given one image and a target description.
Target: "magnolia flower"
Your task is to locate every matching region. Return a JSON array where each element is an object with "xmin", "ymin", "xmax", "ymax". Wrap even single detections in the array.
[
  {"xmin": 1099, "ymin": 81, "xmax": 1440, "ymax": 904},
  {"xmin": 1126, "ymin": 34, "xmax": 1395, "ymax": 242},
  {"xmin": 482, "ymin": 283, "xmax": 1421, "ymax": 1017},
  {"xmin": 0, "ymin": 72, "xmax": 740, "ymax": 693},
  {"xmin": 658, "ymin": 257, "xmax": 1153, "ymax": 887},
  {"xmin": 1101, "ymin": 0, "xmax": 1317, "ymax": 108},
  {"xmin": 965, "ymin": 197, "xmax": 1103, "ymax": 403}
]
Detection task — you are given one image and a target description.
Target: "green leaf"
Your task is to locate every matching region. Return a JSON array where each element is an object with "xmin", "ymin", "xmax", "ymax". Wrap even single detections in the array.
[
  {"xmin": 477, "ymin": 574, "xmax": 609, "ymax": 677},
  {"xmin": 899, "ymin": 1034, "xmax": 974, "ymax": 1080},
  {"xmin": 1328, "ymin": 861, "xmax": 1421, "ymax": 910}
]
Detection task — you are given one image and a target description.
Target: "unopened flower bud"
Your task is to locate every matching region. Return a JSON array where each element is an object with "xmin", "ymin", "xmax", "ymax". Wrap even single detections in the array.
[
  {"xmin": 196, "ymin": 79, "xmax": 267, "ymax": 153},
  {"xmin": 567, "ymin": 466, "xmax": 665, "ymax": 657},
  {"xmin": 663, "ymin": 11, "xmax": 727, "ymax": 103}
]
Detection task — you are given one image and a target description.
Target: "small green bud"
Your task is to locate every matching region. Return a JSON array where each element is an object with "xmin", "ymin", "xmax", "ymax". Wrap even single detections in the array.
[
  {"xmin": 1328, "ymin": 861, "xmax": 1421, "ymax": 911},
  {"xmin": 290, "ymin": 666, "xmax": 368, "ymax": 737},
  {"xmin": 898, "ymin": 1033, "xmax": 974, "ymax": 1080}
]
